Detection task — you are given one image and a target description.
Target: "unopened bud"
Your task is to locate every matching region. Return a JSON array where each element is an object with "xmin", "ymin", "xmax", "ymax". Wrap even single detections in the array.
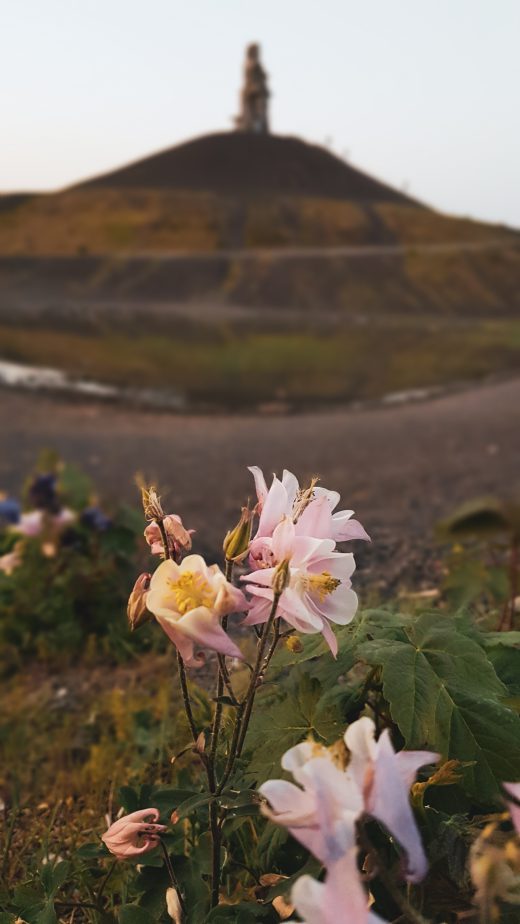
[
  {"xmin": 223, "ymin": 504, "xmax": 254, "ymax": 562},
  {"xmin": 285, "ymin": 635, "xmax": 303, "ymax": 653},
  {"xmin": 127, "ymin": 573, "xmax": 152, "ymax": 630},
  {"xmin": 166, "ymin": 887, "xmax": 182, "ymax": 924},
  {"xmin": 272, "ymin": 559, "xmax": 290, "ymax": 596}
]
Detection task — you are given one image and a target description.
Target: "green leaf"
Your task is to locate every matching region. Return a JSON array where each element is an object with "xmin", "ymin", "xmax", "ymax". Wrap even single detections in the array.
[
  {"xmin": 35, "ymin": 902, "xmax": 58, "ymax": 924},
  {"xmin": 40, "ymin": 861, "xmax": 70, "ymax": 899},
  {"xmin": 358, "ymin": 612, "xmax": 520, "ymax": 800},
  {"xmin": 437, "ymin": 497, "xmax": 513, "ymax": 540},
  {"xmin": 245, "ymin": 672, "xmax": 344, "ymax": 783},
  {"xmin": 149, "ymin": 786, "xmax": 197, "ymax": 816},
  {"xmin": 174, "ymin": 791, "xmax": 214, "ymax": 821},
  {"xmin": 118, "ymin": 905, "xmax": 157, "ymax": 924}
]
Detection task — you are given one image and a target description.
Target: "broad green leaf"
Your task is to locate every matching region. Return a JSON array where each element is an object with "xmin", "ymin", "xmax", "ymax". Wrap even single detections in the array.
[
  {"xmin": 245, "ymin": 673, "xmax": 343, "ymax": 783},
  {"xmin": 35, "ymin": 902, "xmax": 58, "ymax": 924},
  {"xmin": 358, "ymin": 612, "xmax": 520, "ymax": 799},
  {"xmin": 149, "ymin": 786, "xmax": 198, "ymax": 816},
  {"xmin": 118, "ymin": 905, "xmax": 157, "ymax": 924}
]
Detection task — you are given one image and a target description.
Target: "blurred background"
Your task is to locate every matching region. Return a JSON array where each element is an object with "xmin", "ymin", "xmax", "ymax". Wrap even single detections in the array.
[
  {"xmin": 1, "ymin": 0, "xmax": 520, "ymax": 573},
  {"xmin": 1, "ymin": 0, "xmax": 520, "ymax": 888}
]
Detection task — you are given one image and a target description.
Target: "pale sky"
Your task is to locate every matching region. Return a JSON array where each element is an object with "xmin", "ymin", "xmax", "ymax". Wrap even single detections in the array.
[{"xmin": 2, "ymin": 0, "xmax": 519, "ymax": 227}]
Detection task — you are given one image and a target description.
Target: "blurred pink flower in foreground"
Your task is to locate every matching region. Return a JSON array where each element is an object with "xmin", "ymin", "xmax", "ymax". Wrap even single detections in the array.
[
  {"xmin": 144, "ymin": 514, "xmax": 194, "ymax": 561},
  {"xmin": 146, "ymin": 554, "xmax": 247, "ymax": 667},
  {"xmin": 345, "ymin": 717, "xmax": 439, "ymax": 882},
  {"xmin": 292, "ymin": 856, "xmax": 386, "ymax": 924},
  {"xmin": 243, "ymin": 517, "xmax": 358, "ymax": 656},
  {"xmin": 260, "ymin": 742, "xmax": 362, "ymax": 865},
  {"xmin": 260, "ymin": 716, "xmax": 438, "ymax": 888},
  {"xmin": 102, "ymin": 808, "xmax": 166, "ymax": 858},
  {"xmin": 503, "ymin": 782, "xmax": 520, "ymax": 833}
]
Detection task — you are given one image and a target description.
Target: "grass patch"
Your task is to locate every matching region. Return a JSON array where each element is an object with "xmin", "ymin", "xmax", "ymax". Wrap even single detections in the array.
[{"xmin": 0, "ymin": 317, "xmax": 519, "ymax": 407}]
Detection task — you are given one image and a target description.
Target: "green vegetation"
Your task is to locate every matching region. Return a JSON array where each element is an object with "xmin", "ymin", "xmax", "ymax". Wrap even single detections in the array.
[
  {"xmin": 1, "ymin": 460, "xmax": 520, "ymax": 922},
  {"xmin": 1, "ymin": 317, "xmax": 519, "ymax": 408}
]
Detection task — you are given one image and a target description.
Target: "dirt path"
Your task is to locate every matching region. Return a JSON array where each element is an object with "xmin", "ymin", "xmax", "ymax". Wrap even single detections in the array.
[{"xmin": 1, "ymin": 378, "xmax": 519, "ymax": 591}]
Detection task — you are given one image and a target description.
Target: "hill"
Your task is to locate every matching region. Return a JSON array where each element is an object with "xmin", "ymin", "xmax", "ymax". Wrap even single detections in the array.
[{"xmin": 76, "ymin": 131, "xmax": 420, "ymax": 205}]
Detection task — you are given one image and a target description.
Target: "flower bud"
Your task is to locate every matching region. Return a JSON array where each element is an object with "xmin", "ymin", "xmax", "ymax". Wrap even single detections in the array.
[
  {"xmin": 127, "ymin": 573, "xmax": 152, "ymax": 631},
  {"xmin": 272, "ymin": 558, "xmax": 290, "ymax": 596},
  {"xmin": 166, "ymin": 887, "xmax": 183, "ymax": 924},
  {"xmin": 223, "ymin": 504, "xmax": 254, "ymax": 562}
]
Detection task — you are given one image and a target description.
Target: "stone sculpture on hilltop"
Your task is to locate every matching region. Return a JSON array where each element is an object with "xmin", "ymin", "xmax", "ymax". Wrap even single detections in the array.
[{"xmin": 235, "ymin": 43, "xmax": 270, "ymax": 134}]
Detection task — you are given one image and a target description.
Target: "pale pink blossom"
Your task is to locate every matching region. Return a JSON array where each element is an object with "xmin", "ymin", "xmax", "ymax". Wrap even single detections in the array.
[
  {"xmin": 11, "ymin": 508, "xmax": 75, "ymax": 537},
  {"xmin": 260, "ymin": 718, "xmax": 438, "ymax": 885},
  {"xmin": 291, "ymin": 856, "xmax": 386, "ymax": 924},
  {"xmin": 144, "ymin": 514, "xmax": 194, "ymax": 560},
  {"xmin": 242, "ymin": 517, "xmax": 358, "ymax": 656},
  {"xmin": 503, "ymin": 782, "xmax": 520, "ymax": 833},
  {"xmin": 102, "ymin": 808, "xmax": 166, "ymax": 858},
  {"xmin": 344, "ymin": 717, "xmax": 439, "ymax": 883},
  {"xmin": 146, "ymin": 554, "xmax": 247, "ymax": 667},
  {"xmin": 0, "ymin": 545, "xmax": 22, "ymax": 575},
  {"xmin": 259, "ymin": 743, "xmax": 362, "ymax": 865},
  {"xmin": 248, "ymin": 467, "xmax": 369, "ymax": 563}
]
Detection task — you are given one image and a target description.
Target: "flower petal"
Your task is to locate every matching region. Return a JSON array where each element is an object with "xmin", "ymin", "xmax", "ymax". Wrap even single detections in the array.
[{"xmin": 178, "ymin": 606, "xmax": 244, "ymax": 661}]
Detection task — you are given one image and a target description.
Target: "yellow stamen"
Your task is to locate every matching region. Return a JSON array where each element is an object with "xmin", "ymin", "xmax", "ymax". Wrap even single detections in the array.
[
  {"xmin": 167, "ymin": 571, "xmax": 214, "ymax": 615},
  {"xmin": 306, "ymin": 571, "xmax": 341, "ymax": 601}
]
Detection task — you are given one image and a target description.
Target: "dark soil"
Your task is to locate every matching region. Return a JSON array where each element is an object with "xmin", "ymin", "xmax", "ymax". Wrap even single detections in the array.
[
  {"xmin": 78, "ymin": 131, "xmax": 420, "ymax": 205},
  {"xmin": 1, "ymin": 377, "xmax": 519, "ymax": 595}
]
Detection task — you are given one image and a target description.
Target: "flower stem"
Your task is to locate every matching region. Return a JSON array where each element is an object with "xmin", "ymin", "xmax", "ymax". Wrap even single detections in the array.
[
  {"xmin": 357, "ymin": 820, "xmax": 430, "ymax": 924},
  {"xmin": 160, "ymin": 839, "xmax": 186, "ymax": 913},
  {"xmin": 176, "ymin": 651, "xmax": 198, "ymax": 743},
  {"xmin": 235, "ymin": 593, "xmax": 281, "ymax": 758},
  {"xmin": 217, "ymin": 593, "xmax": 281, "ymax": 796}
]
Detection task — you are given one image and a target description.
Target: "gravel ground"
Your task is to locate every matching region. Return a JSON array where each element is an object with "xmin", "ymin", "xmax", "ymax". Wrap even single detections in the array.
[{"xmin": 1, "ymin": 377, "xmax": 519, "ymax": 594}]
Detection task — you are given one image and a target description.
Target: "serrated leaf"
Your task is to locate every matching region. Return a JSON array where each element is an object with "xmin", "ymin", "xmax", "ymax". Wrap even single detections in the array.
[
  {"xmin": 245, "ymin": 672, "xmax": 343, "ymax": 783},
  {"xmin": 358, "ymin": 612, "xmax": 520, "ymax": 799}
]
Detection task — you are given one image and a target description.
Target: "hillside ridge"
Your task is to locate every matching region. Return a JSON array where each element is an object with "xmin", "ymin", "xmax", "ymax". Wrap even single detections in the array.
[{"xmin": 75, "ymin": 131, "xmax": 421, "ymax": 206}]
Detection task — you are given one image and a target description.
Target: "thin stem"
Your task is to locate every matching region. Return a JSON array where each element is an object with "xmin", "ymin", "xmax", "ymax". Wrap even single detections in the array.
[
  {"xmin": 160, "ymin": 840, "xmax": 186, "ymax": 913},
  {"xmin": 176, "ymin": 651, "xmax": 199, "ymax": 743},
  {"xmin": 235, "ymin": 593, "xmax": 281, "ymax": 758},
  {"xmin": 217, "ymin": 594, "xmax": 282, "ymax": 798},
  {"xmin": 157, "ymin": 516, "xmax": 172, "ymax": 560},
  {"xmin": 96, "ymin": 858, "xmax": 117, "ymax": 908},
  {"xmin": 208, "ymin": 559, "xmax": 235, "ymax": 907},
  {"xmin": 209, "ymin": 801, "xmax": 221, "ymax": 907},
  {"xmin": 357, "ymin": 821, "xmax": 429, "ymax": 924}
]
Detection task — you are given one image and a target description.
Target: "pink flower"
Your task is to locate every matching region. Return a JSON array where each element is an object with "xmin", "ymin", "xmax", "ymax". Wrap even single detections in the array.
[
  {"xmin": 260, "ymin": 742, "xmax": 362, "ymax": 865},
  {"xmin": 11, "ymin": 508, "xmax": 75, "ymax": 537},
  {"xmin": 242, "ymin": 517, "xmax": 358, "ymax": 656},
  {"xmin": 248, "ymin": 466, "xmax": 369, "ymax": 556},
  {"xmin": 345, "ymin": 717, "xmax": 439, "ymax": 883},
  {"xmin": 292, "ymin": 856, "xmax": 386, "ymax": 924},
  {"xmin": 146, "ymin": 554, "xmax": 247, "ymax": 667},
  {"xmin": 259, "ymin": 718, "xmax": 438, "ymax": 885},
  {"xmin": 0, "ymin": 544, "xmax": 22, "ymax": 575},
  {"xmin": 144, "ymin": 514, "xmax": 194, "ymax": 561},
  {"xmin": 503, "ymin": 782, "xmax": 520, "ymax": 833},
  {"xmin": 102, "ymin": 808, "xmax": 167, "ymax": 858}
]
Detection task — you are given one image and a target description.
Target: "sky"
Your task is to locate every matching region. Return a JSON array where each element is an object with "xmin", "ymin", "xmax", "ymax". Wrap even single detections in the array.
[{"xmin": 1, "ymin": 0, "xmax": 519, "ymax": 227}]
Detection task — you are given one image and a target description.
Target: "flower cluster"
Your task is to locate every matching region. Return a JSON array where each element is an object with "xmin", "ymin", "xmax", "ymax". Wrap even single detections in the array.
[
  {"xmin": 132, "ymin": 466, "xmax": 369, "ymax": 666},
  {"xmin": 261, "ymin": 716, "xmax": 439, "ymax": 923}
]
